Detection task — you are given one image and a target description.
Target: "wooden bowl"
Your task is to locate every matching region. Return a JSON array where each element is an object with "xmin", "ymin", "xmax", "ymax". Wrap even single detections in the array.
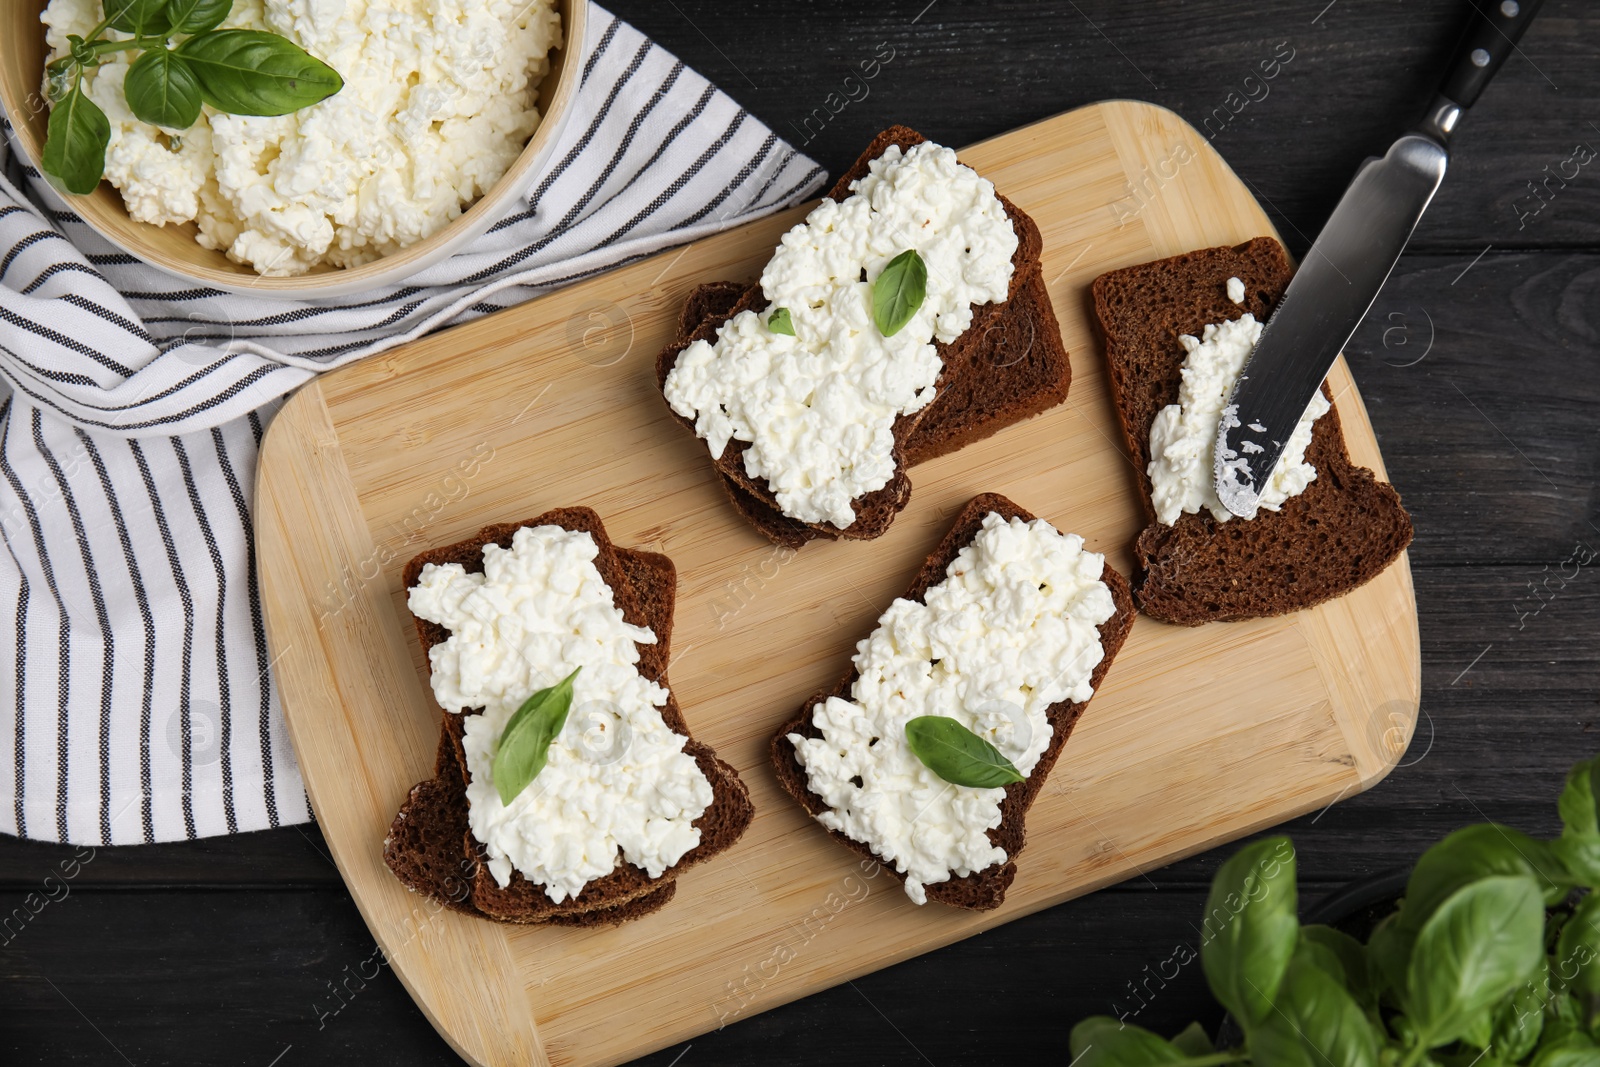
[{"xmin": 0, "ymin": 0, "xmax": 585, "ymax": 298}]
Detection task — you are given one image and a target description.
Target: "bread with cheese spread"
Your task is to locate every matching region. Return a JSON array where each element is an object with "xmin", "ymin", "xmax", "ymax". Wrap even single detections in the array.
[
  {"xmin": 769, "ymin": 493, "xmax": 1135, "ymax": 910},
  {"xmin": 658, "ymin": 126, "xmax": 1070, "ymax": 549},
  {"xmin": 383, "ymin": 508, "xmax": 753, "ymax": 925},
  {"xmin": 1090, "ymin": 237, "xmax": 1413, "ymax": 624}
]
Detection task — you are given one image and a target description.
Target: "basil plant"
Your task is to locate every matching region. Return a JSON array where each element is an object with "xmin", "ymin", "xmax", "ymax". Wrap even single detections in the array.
[
  {"xmin": 41, "ymin": 0, "xmax": 342, "ymax": 194},
  {"xmin": 1071, "ymin": 754, "xmax": 1600, "ymax": 1066}
]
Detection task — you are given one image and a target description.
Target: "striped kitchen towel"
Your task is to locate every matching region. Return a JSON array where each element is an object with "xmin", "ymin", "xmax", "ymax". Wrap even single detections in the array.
[{"xmin": 0, "ymin": 4, "xmax": 824, "ymax": 844}]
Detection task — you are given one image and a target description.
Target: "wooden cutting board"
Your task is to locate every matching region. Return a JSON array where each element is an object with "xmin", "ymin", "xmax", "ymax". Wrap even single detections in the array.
[{"xmin": 256, "ymin": 101, "xmax": 1420, "ymax": 1067}]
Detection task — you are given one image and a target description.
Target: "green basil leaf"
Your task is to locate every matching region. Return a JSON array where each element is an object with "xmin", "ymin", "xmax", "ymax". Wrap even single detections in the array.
[
  {"xmin": 1248, "ymin": 1017, "xmax": 1319, "ymax": 1067},
  {"xmin": 1530, "ymin": 1029, "xmax": 1600, "ymax": 1067},
  {"xmin": 1461, "ymin": 1008, "xmax": 1496, "ymax": 1050},
  {"xmin": 1200, "ymin": 836, "xmax": 1298, "ymax": 1029},
  {"xmin": 491, "ymin": 667, "xmax": 579, "ymax": 806},
  {"xmin": 871, "ymin": 248, "xmax": 927, "ymax": 337},
  {"xmin": 1491, "ymin": 959, "xmax": 1549, "ymax": 1062},
  {"xmin": 767, "ymin": 306, "xmax": 795, "ymax": 336},
  {"xmin": 1300, "ymin": 925, "xmax": 1371, "ymax": 1007},
  {"xmin": 904, "ymin": 715, "xmax": 1022, "ymax": 788},
  {"xmin": 41, "ymin": 84, "xmax": 110, "ymax": 196},
  {"xmin": 124, "ymin": 49, "xmax": 203, "ymax": 129},
  {"xmin": 1258, "ymin": 951, "xmax": 1381, "ymax": 1067},
  {"xmin": 1067, "ymin": 1017, "xmax": 1186, "ymax": 1065},
  {"xmin": 1365, "ymin": 912, "xmax": 1415, "ymax": 1011},
  {"xmin": 1557, "ymin": 757, "xmax": 1600, "ymax": 888},
  {"xmin": 1555, "ymin": 837, "xmax": 1600, "ymax": 888},
  {"xmin": 1557, "ymin": 893, "xmax": 1600, "ymax": 1002},
  {"xmin": 1406, "ymin": 874, "xmax": 1545, "ymax": 1048},
  {"xmin": 1168, "ymin": 1022, "xmax": 1212, "ymax": 1057},
  {"xmin": 162, "ymin": 0, "xmax": 233, "ymax": 34},
  {"xmin": 1559, "ymin": 757, "xmax": 1600, "ymax": 837},
  {"xmin": 106, "ymin": 0, "xmax": 174, "ymax": 37},
  {"xmin": 1402, "ymin": 824, "xmax": 1570, "ymax": 932},
  {"xmin": 177, "ymin": 29, "xmax": 342, "ymax": 116}
]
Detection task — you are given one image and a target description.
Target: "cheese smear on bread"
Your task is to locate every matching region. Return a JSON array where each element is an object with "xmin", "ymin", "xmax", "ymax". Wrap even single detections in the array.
[
  {"xmin": 407, "ymin": 525, "xmax": 712, "ymax": 903},
  {"xmin": 788, "ymin": 513, "xmax": 1114, "ymax": 904},
  {"xmin": 1146, "ymin": 283, "xmax": 1330, "ymax": 525},
  {"xmin": 663, "ymin": 141, "xmax": 1018, "ymax": 529}
]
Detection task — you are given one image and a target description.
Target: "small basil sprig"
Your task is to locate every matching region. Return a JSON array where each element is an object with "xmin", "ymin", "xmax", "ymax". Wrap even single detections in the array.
[
  {"xmin": 40, "ymin": 0, "xmax": 342, "ymax": 195},
  {"xmin": 768, "ymin": 307, "xmax": 795, "ymax": 336},
  {"xmin": 871, "ymin": 249, "xmax": 927, "ymax": 337},
  {"xmin": 904, "ymin": 714, "xmax": 1023, "ymax": 788},
  {"xmin": 491, "ymin": 667, "xmax": 580, "ymax": 807}
]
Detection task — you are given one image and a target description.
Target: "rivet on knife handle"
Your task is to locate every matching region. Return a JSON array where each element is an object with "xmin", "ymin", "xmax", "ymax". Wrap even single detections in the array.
[{"xmin": 1441, "ymin": 0, "xmax": 1546, "ymax": 110}]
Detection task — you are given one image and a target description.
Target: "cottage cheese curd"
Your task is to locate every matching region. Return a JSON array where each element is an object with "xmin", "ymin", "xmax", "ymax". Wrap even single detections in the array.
[
  {"xmin": 662, "ymin": 141, "xmax": 1018, "ymax": 529},
  {"xmin": 407, "ymin": 525, "xmax": 713, "ymax": 903},
  {"xmin": 788, "ymin": 513, "xmax": 1115, "ymax": 904},
  {"xmin": 41, "ymin": 0, "xmax": 561, "ymax": 275},
  {"xmin": 1146, "ymin": 285, "xmax": 1330, "ymax": 525}
]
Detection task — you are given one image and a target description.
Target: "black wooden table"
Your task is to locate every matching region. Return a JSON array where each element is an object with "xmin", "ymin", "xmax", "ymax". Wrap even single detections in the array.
[{"xmin": 4, "ymin": 2, "xmax": 1597, "ymax": 1063}]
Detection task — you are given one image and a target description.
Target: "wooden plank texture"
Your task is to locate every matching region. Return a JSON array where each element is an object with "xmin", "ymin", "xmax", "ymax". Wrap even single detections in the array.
[{"xmin": 254, "ymin": 101, "xmax": 1419, "ymax": 1067}]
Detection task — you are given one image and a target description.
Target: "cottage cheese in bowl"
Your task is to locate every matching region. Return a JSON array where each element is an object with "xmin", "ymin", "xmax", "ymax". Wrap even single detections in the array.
[{"xmin": 40, "ymin": 0, "xmax": 562, "ymax": 276}]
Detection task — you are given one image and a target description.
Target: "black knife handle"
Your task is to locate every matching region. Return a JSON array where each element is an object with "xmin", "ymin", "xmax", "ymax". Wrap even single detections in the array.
[{"xmin": 1440, "ymin": 0, "xmax": 1545, "ymax": 109}]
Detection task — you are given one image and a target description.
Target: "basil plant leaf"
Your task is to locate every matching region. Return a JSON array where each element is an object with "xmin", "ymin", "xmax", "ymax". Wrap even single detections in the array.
[
  {"xmin": 1252, "ymin": 952, "xmax": 1380, "ymax": 1067},
  {"xmin": 1199, "ymin": 835, "xmax": 1298, "ymax": 1029},
  {"xmin": 1556, "ymin": 892, "xmax": 1600, "ymax": 1003},
  {"xmin": 871, "ymin": 248, "xmax": 927, "ymax": 337},
  {"xmin": 124, "ymin": 49, "xmax": 204, "ymax": 129},
  {"xmin": 41, "ymin": 84, "xmax": 110, "ymax": 196},
  {"xmin": 904, "ymin": 715, "xmax": 1023, "ymax": 788},
  {"xmin": 1247, "ymin": 1017, "xmax": 1319, "ymax": 1067},
  {"xmin": 1555, "ymin": 756, "xmax": 1600, "ymax": 885},
  {"xmin": 1300, "ymin": 924, "xmax": 1371, "ymax": 1007},
  {"xmin": 1491, "ymin": 958, "xmax": 1549, "ymax": 1063},
  {"xmin": 1530, "ymin": 1030, "xmax": 1600, "ymax": 1067},
  {"xmin": 767, "ymin": 306, "xmax": 795, "ymax": 336},
  {"xmin": 1168, "ymin": 1022, "xmax": 1211, "ymax": 1057},
  {"xmin": 491, "ymin": 667, "xmax": 580, "ymax": 806},
  {"xmin": 106, "ymin": 0, "xmax": 174, "ymax": 37},
  {"xmin": 1559, "ymin": 756, "xmax": 1600, "ymax": 839},
  {"xmin": 1365, "ymin": 911, "xmax": 1415, "ymax": 1009},
  {"xmin": 177, "ymin": 29, "xmax": 342, "ymax": 116},
  {"xmin": 1067, "ymin": 1018, "xmax": 1186, "ymax": 1066},
  {"xmin": 1402, "ymin": 824, "xmax": 1571, "ymax": 931},
  {"xmin": 163, "ymin": 0, "xmax": 234, "ymax": 35},
  {"xmin": 1406, "ymin": 874, "xmax": 1545, "ymax": 1049}
]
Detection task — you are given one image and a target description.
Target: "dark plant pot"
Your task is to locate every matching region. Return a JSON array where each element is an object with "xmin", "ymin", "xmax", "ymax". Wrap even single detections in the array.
[{"xmin": 1214, "ymin": 865, "xmax": 1412, "ymax": 1050}]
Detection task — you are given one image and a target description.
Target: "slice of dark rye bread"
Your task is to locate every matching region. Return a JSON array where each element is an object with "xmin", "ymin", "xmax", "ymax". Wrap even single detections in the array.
[
  {"xmin": 656, "ymin": 125, "xmax": 1071, "ymax": 549},
  {"xmin": 382, "ymin": 508, "xmax": 753, "ymax": 925},
  {"xmin": 1090, "ymin": 237, "xmax": 1414, "ymax": 625},
  {"xmin": 769, "ymin": 493, "xmax": 1136, "ymax": 911}
]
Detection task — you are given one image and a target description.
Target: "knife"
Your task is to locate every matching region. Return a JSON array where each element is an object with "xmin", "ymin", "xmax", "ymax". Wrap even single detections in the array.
[{"xmin": 1213, "ymin": 0, "xmax": 1544, "ymax": 519}]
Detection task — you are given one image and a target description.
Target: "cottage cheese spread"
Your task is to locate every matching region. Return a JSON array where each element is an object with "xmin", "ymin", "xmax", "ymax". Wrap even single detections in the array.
[
  {"xmin": 41, "ymin": 0, "xmax": 561, "ymax": 275},
  {"xmin": 407, "ymin": 525, "xmax": 713, "ymax": 903},
  {"xmin": 662, "ymin": 141, "xmax": 1018, "ymax": 529},
  {"xmin": 1226, "ymin": 276, "xmax": 1246, "ymax": 305},
  {"xmin": 1145, "ymin": 287, "xmax": 1330, "ymax": 525},
  {"xmin": 788, "ymin": 512, "xmax": 1115, "ymax": 904}
]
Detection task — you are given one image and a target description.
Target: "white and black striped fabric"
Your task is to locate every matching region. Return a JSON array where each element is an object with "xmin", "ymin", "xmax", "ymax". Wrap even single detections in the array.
[{"xmin": 0, "ymin": 4, "xmax": 823, "ymax": 844}]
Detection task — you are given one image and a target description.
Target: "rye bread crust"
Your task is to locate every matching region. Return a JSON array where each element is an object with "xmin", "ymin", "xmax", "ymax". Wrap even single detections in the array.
[
  {"xmin": 382, "ymin": 507, "xmax": 753, "ymax": 925},
  {"xmin": 768, "ymin": 493, "xmax": 1136, "ymax": 911},
  {"xmin": 657, "ymin": 125, "xmax": 1067, "ymax": 548},
  {"xmin": 1090, "ymin": 237, "xmax": 1414, "ymax": 625}
]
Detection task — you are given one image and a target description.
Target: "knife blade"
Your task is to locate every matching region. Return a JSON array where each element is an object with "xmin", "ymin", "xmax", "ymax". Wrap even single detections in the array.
[{"xmin": 1214, "ymin": 0, "xmax": 1544, "ymax": 519}]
